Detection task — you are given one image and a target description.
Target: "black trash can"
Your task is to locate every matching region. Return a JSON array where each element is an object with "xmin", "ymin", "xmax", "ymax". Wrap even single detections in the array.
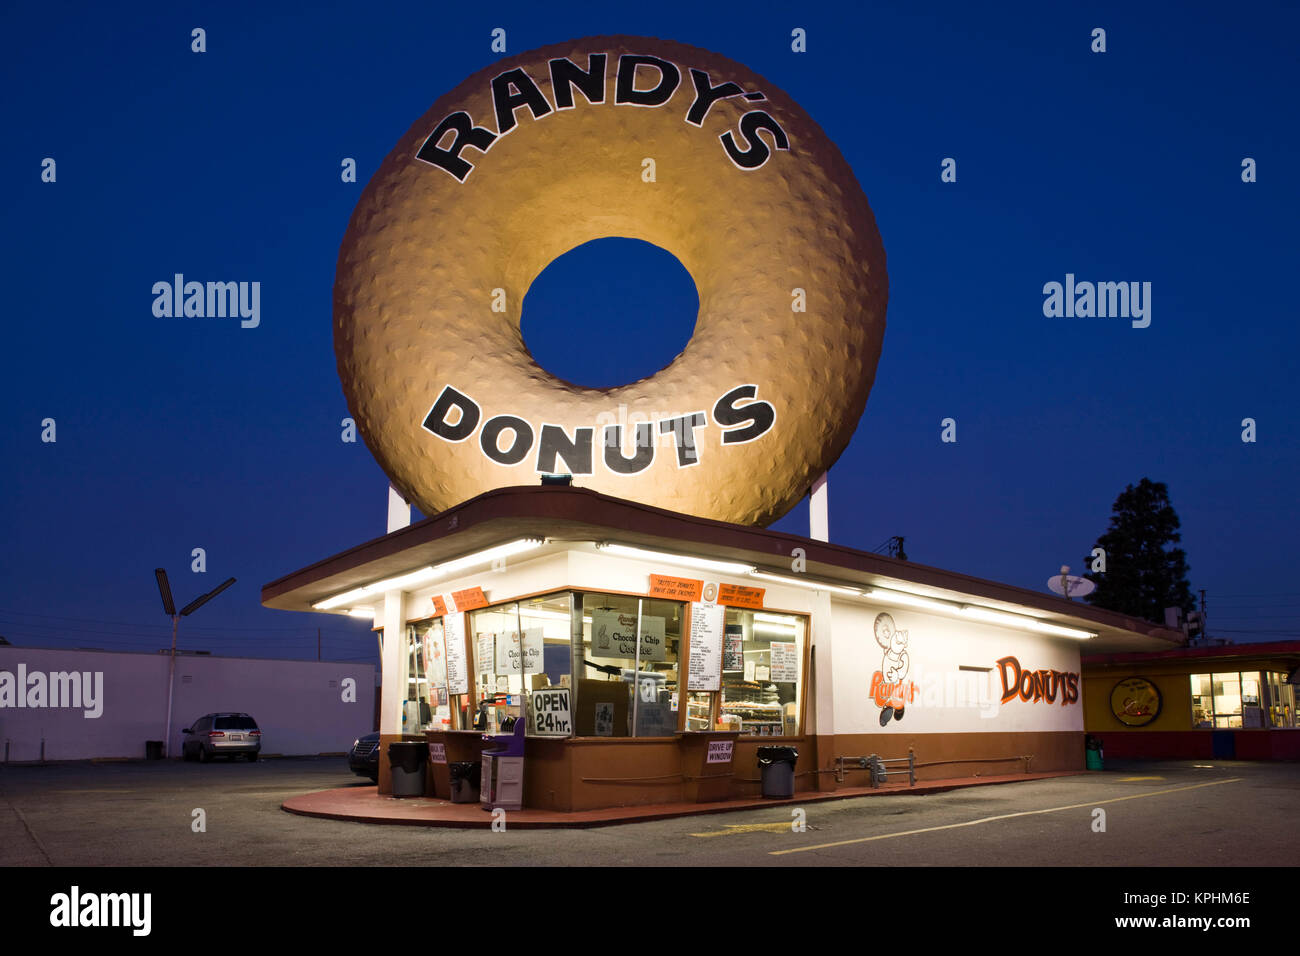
[
  {"xmin": 145, "ymin": 740, "xmax": 164, "ymax": 761},
  {"xmin": 388, "ymin": 741, "xmax": 427, "ymax": 797},
  {"xmin": 449, "ymin": 761, "xmax": 482, "ymax": 804},
  {"xmin": 757, "ymin": 746, "xmax": 798, "ymax": 799}
]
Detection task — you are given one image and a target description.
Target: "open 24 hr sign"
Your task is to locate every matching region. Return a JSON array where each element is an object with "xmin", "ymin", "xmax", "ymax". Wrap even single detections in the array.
[{"xmin": 530, "ymin": 687, "xmax": 573, "ymax": 736}]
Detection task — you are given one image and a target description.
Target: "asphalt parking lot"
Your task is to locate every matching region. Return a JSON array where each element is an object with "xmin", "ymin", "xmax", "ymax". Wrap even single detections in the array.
[{"xmin": 1, "ymin": 757, "xmax": 1295, "ymax": 866}]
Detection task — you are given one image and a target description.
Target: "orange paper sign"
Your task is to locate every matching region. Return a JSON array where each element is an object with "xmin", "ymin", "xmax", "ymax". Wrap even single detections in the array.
[
  {"xmin": 718, "ymin": 583, "xmax": 765, "ymax": 609},
  {"xmin": 431, "ymin": 586, "xmax": 488, "ymax": 617},
  {"xmin": 450, "ymin": 587, "xmax": 488, "ymax": 612},
  {"xmin": 648, "ymin": 574, "xmax": 704, "ymax": 601}
]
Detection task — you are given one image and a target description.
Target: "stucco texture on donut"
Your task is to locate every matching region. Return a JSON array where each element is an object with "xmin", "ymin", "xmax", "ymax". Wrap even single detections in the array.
[{"xmin": 334, "ymin": 35, "xmax": 887, "ymax": 527}]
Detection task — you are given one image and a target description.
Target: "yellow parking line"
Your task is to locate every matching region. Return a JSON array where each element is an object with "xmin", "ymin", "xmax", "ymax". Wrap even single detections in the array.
[
  {"xmin": 1117, "ymin": 776, "xmax": 1164, "ymax": 782},
  {"xmin": 691, "ymin": 822, "xmax": 797, "ymax": 838},
  {"xmin": 769, "ymin": 777, "xmax": 1242, "ymax": 856}
]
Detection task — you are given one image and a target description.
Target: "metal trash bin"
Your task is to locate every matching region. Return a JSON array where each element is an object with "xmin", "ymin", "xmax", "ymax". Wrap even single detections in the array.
[
  {"xmin": 388, "ymin": 741, "xmax": 427, "ymax": 797},
  {"xmin": 449, "ymin": 761, "xmax": 481, "ymax": 803},
  {"xmin": 757, "ymin": 746, "xmax": 798, "ymax": 799}
]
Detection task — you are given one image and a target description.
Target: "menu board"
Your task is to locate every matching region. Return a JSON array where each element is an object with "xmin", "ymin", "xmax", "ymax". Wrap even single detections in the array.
[
  {"xmin": 770, "ymin": 641, "xmax": 798, "ymax": 683},
  {"xmin": 443, "ymin": 614, "xmax": 469, "ymax": 695},
  {"xmin": 495, "ymin": 628, "xmax": 544, "ymax": 674},
  {"xmin": 723, "ymin": 623, "xmax": 744, "ymax": 672},
  {"xmin": 687, "ymin": 601, "xmax": 724, "ymax": 691},
  {"xmin": 476, "ymin": 633, "xmax": 494, "ymax": 674},
  {"xmin": 590, "ymin": 609, "xmax": 667, "ymax": 662}
]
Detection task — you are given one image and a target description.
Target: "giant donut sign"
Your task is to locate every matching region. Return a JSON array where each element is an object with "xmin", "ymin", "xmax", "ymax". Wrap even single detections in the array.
[{"xmin": 334, "ymin": 35, "xmax": 888, "ymax": 526}]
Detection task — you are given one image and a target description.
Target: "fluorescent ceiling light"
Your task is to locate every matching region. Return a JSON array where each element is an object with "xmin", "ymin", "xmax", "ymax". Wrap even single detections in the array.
[
  {"xmin": 863, "ymin": 587, "xmax": 954, "ymax": 613},
  {"xmin": 367, "ymin": 567, "xmax": 441, "ymax": 593},
  {"xmin": 313, "ymin": 538, "xmax": 544, "ymax": 610},
  {"xmin": 959, "ymin": 605, "xmax": 1095, "ymax": 640},
  {"xmin": 314, "ymin": 587, "xmax": 370, "ymax": 611},
  {"xmin": 871, "ymin": 581, "xmax": 952, "ymax": 600},
  {"xmin": 749, "ymin": 571, "xmax": 861, "ymax": 596},
  {"xmin": 597, "ymin": 543, "xmax": 755, "ymax": 576},
  {"xmin": 753, "ymin": 612, "xmax": 797, "ymax": 625},
  {"xmin": 1025, "ymin": 621, "xmax": 1096, "ymax": 640},
  {"xmin": 347, "ymin": 608, "xmax": 375, "ymax": 619},
  {"xmin": 434, "ymin": 538, "xmax": 544, "ymax": 577},
  {"xmin": 958, "ymin": 605, "xmax": 1040, "ymax": 628}
]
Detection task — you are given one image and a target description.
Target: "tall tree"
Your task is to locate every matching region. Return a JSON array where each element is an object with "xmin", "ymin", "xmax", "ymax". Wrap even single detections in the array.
[{"xmin": 1083, "ymin": 478, "xmax": 1194, "ymax": 623}]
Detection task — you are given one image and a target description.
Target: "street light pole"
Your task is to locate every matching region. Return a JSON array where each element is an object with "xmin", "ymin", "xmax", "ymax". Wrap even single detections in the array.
[
  {"xmin": 154, "ymin": 569, "xmax": 236, "ymax": 758},
  {"xmin": 164, "ymin": 612, "xmax": 179, "ymax": 758}
]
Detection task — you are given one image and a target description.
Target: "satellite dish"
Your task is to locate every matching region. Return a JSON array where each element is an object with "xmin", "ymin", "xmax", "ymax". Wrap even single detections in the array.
[{"xmin": 1047, "ymin": 564, "xmax": 1094, "ymax": 600}]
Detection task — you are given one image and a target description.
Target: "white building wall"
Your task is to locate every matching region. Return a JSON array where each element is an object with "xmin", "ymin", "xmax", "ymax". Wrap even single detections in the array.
[
  {"xmin": 829, "ymin": 600, "xmax": 1084, "ymax": 735},
  {"xmin": 362, "ymin": 543, "xmax": 1083, "ymax": 741},
  {"xmin": 0, "ymin": 647, "xmax": 375, "ymax": 761}
]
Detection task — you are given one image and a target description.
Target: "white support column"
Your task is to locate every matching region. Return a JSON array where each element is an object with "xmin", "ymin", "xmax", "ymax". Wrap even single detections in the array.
[
  {"xmin": 379, "ymin": 589, "xmax": 407, "ymax": 736},
  {"xmin": 387, "ymin": 484, "xmax": 411, "ymax": 534},
  {"xmin": 810, "ymin": 472, "xmax": 829, "ymax": 542},
  {"xmin": 809, "ymin": 590, "xmax": 835, "ymax": 741}
]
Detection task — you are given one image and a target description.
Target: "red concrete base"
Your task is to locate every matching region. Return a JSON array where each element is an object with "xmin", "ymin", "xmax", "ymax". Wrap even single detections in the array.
[
  {"xmin": 1095, "ymin": 730, "xmax": 1300, "ymax": 761},
  {"xmin": 281, "ymin": 771, "xmax": 1081, "ymax": 829}
]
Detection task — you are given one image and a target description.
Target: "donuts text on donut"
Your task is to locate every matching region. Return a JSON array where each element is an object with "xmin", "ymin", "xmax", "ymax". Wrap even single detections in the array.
[
  {"xmin": 422, "ymin": 383, "xmax": 776, "ymax": 475},
  {"xmin": 416, "ymin": 52, "xmax": 790, "ymax": 182}
]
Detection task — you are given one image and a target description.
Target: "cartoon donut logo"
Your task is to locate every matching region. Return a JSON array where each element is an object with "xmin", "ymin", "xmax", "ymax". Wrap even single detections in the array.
[
  {"xmin": 871, "ymin": 612, "xmax": 912, "ymax": 726},
  {"xmin": 333, "ymin": 35, "xmax": 888, "ymax": 526},
  {"xmin": 702, "ymin": 581, "xmax": 719, "ymax": 603}
]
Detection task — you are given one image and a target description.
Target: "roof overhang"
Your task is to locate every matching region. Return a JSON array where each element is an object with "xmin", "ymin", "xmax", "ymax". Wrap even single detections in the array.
[{"xmin": 262, "ymin": 485, "xmax": 1184, "ymax": 654}]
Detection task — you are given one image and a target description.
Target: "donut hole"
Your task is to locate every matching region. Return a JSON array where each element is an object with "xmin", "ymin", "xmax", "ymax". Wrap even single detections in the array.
[{"xmin": 520, "ymin": 237, "xmax": 699, "ymax": 389}]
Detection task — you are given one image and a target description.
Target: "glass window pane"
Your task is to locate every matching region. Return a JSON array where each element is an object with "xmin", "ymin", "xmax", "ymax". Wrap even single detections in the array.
[
  {"xmin": 468, "ymin": 592, "xmax": 573, "ymax": 736},
  {"xmin": 214, "ymin": 716, "xmax": 256, "ymax": 730},
  {"xmin": 1212, "ymin": 672, "xmax": 1241, "ymax": 717},
  {"xmin": 1276, "ymin": 681, "xmax": 1297, "ymax": 729},
  {"xmin": 1241, "ymin": 672, "xmax": 1261, "ymax": 705},
  {"xmin": 1190, "ymin": 673, "xmax": 1214, "ymax": 728},
  {"xmin": 581, "ymin": 592, "xmax": 683, "ymax": 737},
  {"xmin": 403, "ymin": 623, "xmax": 435, "ymax": 734},
  {"xmin": 420, "ymin": 619, "xmax": 451, "ymax": 731},
  {"xmin": 720, "ymin": 609, "xmax": 805, "ymax": 736},
  {"xmin": 685, "ymin": 691, "xmax": 713, "ymax": 731}
]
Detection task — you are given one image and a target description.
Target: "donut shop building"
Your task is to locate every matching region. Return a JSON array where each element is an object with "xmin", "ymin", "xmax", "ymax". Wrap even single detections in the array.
[{"xmin": 262, "ymin": 485, "xmax": 1179, "ymax": 810}]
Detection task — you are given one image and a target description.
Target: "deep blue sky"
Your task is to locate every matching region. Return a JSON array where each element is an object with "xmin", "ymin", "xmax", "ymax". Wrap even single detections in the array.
[{"xmin": 3, "ymin": 1, "xmax": 1297, "ymax": 660}]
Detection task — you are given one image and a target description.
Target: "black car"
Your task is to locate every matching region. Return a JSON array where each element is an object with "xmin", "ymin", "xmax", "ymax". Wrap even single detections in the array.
[{"xmin": 348, "ymin": 732, "xmax": 380, "ymax": 782}]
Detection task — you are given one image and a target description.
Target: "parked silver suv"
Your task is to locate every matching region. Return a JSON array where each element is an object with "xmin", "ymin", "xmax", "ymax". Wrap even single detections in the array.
[{"xmin": 181, "ymin": 713, "xmax": 262, "ymax": 762}]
